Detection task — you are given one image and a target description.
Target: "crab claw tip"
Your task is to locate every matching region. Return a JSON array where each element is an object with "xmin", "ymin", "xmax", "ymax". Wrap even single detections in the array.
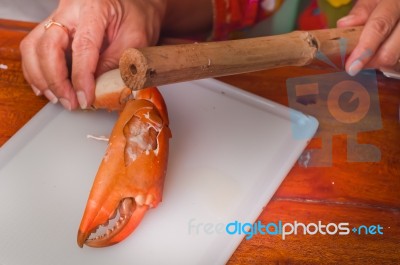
[{"xmin": 76, "ymin": 198, "xmax": 151, "ymax": 248}]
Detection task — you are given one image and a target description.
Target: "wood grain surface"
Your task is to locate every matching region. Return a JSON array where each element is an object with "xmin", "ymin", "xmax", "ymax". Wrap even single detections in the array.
[{"xmin": 0, "ymin": 19, "xmax": 399, "ymax": 264}]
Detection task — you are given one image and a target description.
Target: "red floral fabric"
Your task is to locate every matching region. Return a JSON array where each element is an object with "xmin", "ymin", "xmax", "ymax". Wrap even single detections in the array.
[{"xmin": 211, "ymin": 0, "xmax": 284, "ymax": 40}]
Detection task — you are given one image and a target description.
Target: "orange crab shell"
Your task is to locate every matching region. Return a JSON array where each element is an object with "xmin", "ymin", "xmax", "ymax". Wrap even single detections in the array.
[{"xmin": 77, "ymin": 69, "xmax": 171, "ymax": 247}]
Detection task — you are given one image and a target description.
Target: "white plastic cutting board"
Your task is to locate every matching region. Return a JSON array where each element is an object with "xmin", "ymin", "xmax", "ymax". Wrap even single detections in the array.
[{"xmin": 0, "ymin": 79, "xmax": 318, "ymax": 265}]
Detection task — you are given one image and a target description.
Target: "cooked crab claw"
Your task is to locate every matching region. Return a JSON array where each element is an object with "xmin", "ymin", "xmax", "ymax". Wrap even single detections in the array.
[{"xmin": 77, "ymin": 86, "xmax": 171, "ymax": 248}]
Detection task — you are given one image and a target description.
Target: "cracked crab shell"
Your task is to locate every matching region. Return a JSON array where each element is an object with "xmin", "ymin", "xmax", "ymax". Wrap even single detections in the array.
[{"xmin": 77, "ymin": 69, "xmax": 171, "ymax": 247}]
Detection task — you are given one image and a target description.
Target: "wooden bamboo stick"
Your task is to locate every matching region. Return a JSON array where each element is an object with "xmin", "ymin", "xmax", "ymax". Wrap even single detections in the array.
[{"xmin": 119, "ymin": 27, "xmax": 363, "ymax": 91}]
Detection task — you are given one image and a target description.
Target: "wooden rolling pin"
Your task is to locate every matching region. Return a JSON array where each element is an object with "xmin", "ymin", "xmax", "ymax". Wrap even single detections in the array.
[{"xmin": 119, "ymin": 27, "xmax": 362, "ymax": 91}]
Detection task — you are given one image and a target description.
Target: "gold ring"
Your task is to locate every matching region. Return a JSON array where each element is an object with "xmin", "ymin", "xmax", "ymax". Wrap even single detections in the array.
[{"xmin": 44, "ymin": 19, "xmax": 69, "ymax": 35}]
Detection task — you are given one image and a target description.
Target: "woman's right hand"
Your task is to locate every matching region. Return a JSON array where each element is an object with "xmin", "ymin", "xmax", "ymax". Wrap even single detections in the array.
[
  {"xmin": 20, "ymin": 0, "xmax": 167, "ymax": 110},
  {"xmin": 337, "ymin": 0, "xmax": 400, "ymax": 76}
]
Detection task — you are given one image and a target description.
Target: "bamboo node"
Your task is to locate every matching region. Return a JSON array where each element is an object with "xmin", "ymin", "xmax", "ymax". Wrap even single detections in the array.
[{"xmin": 306, "ymin": 33, "xmax": 319, "ymax": 50}]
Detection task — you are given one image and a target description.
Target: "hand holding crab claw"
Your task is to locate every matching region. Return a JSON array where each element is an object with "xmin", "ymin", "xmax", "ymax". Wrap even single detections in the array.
[{"xmin": 19, "ymin": 0, "xmax": 213, "ymax": 110}]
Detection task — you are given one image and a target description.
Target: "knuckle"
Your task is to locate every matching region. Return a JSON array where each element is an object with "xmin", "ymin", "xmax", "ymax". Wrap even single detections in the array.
[
  {"xmin": 19, "ymin": 37, "xmax": 31, "ymax": 51},
  {"xmin": 130, "ymin": 31, "xmax": 152, "ymax": 48},
  {"xmin": 368, "ymin": 16, "xmax": 393, "ymax": 38},
  {"xmin": 47, "ymin": 80, "xmax": 61, "ymax": 92},
  {"xmin": 20, "ymin": 35, "xmax": 39, "ymax": 53},
  {"xmin": 36, "ymin": 38, "xmax": 57, "ymax": 57},
  {"xmin": 72, "ymin": 34, "xmax": 98, "ymax": 55},
  {"xmin": 48, "ymin": 81, "xmax": 71, "ymax": 99},
  {"xmin": 376, "ymin": 50, "xmax": 398, "ymax": 67},
  {"xmin": 71, "ymin": 71, "xmax": 87, "ymax": 90}
]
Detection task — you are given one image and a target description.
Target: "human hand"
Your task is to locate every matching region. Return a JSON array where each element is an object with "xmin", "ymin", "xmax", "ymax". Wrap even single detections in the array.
[
  {"xmin": 337, "ymin": 0, "xmax": 400, "ymax": 76},
  {"xmin": 20, "ymin": 0, "xmax": 166, "ymax": 110}
]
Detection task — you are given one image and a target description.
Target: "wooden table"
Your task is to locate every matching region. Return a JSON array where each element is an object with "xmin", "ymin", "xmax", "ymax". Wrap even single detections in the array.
[{"xmin": 0, "ymin": 19, "xmax": 399, "ymax": 264}]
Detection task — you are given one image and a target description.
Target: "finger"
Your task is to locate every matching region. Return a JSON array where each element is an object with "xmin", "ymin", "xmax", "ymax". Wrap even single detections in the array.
[
  {"xmin": 71, "ymin": 3, "xmax": 108, "ymax": 109},
  {"xmin": 20, "ymin": 22, "xmax": 50, "ymax": 96},
  {"xmin": 337, "ymin": 0, "xmax": 379, "ymax": 27},
  {"xmin": 21, "ymin": 63, "xmax": 43, "ymax": 96},
  {"xmin": 37, "ymin": 19, "xmax": 78, "ymax": 110},
  {"xmin": 368, "ymin": 21, "xmax": 400, "ymax": 71},
  {"xmin": 345, "ymin": 0, "xmax": 400, "ymax": 76}
]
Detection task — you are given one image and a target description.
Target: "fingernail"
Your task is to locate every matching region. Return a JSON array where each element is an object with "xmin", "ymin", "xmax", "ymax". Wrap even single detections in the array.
[
  {"xmin": 348, "ymin": 60, "xmax": 363, "ymax": 76},
  {"xmin": 337, "ymin": 15, "xmax": 355, "ymax": 24},
  {"xmin": 59, "ymin": 98, "xmax": 72, "ymax": 111},
  {"xmin": 77, "ymin": 91, "xmax": 87, "ymax": 109},
  {"xmin": 44, "ymin": 89, "xmax": 58, "ymax": 104},
  {"xmin": 359, "ymin": 49, "xmax": 373, "ymax": 61},
  {"xmin": 31, "ymin": 85, "xmax": 42, "ymax": 96}
]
